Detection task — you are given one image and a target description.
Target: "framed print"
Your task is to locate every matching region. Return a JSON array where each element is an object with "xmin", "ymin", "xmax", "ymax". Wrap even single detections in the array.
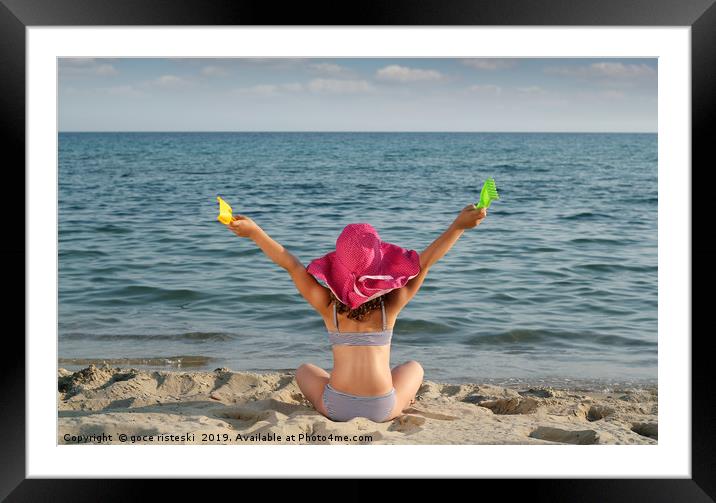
[{"xmin": 4, "ymin": 0, "xmax": 712, "ymax": 499}]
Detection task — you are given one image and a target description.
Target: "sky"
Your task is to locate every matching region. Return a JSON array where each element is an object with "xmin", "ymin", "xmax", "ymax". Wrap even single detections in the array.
[{"xmin": 58, "ymin": 58, "xmax": 657, "ymax": 133}]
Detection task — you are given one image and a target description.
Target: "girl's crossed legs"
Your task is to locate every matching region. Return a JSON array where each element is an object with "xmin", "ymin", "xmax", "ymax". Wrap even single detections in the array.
[{"xmin": 295, "ymin": 360, "xmax": 424, "ymax": 422}]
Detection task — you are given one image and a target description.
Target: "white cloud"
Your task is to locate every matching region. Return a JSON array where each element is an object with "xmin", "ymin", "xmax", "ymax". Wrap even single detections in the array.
[
  {"xmin": 109, "ymin": 74, "xmax": 197, "ymax": 93},
  {"xmin": 62, "ymin": 58, "xmax": 97, "ymax": 66},
  {"xmin": 233, "ymin": 78, "xmax": 371, "ymax": 96},
  {"xmin": 235, "ymin": 84, "xmax": 276, "ymax": 97},
  {"xmin": 95, "ymin": 64, "xmax": 118, "ymax": 76},
  {"xmin": 59, "ymin": 58, "xmax": 119, "ymax": 76},
  {"xmin": 240, "ymin": 84, "xmax": 280, "ymax": 96},
  {"xmin": 146, "ymin": 74, "xmax": 193, "ymax": 88},
  {"xmin": 103, "ymin": 85, "xmax": 146, "ymax": 97},
  {"xmin": 106, "ymin": 85, "xmax": 134, "ymax": 95},
  {"xmin": 307, "ymin": 78, "xmax": 374, "ymax": 94},
  {"xmin": 201, "ymin": 65, "xmax": 228, "ymax": 77},
  {"xmin": 594, "ymin": 62, "xmax": 653, "ymax": 77},
  {"xmin": 515, "ymin": 86, "xmax": 546, "ymax": 96},
  {"xmin": 461, "ymin": 59, "xmax": 516, "ymax": 70},
  {"xmin": 467, "ymin": 84, "xmax": 502, "ymax": 95},
  {"xmin": 232, "ymin": 82, "xmax": 304, "ymax": 96},
  {"xmin": 281, "ymin": 82, "xmax": 304, "ymax": 92},
  {"xmin": 545, "ymin": 62, "xmax": 655, "ymax": 78},
  {"xmin": 239, "ymin": 58, "xmax": 310, "ymax": 68},
  {"xmin": 601, "ymin": 89, "xmax": 627, "ymax": 99},
  {"xmin": 576, "ymin": 89, "xmax": 627, "ymax": 100},
  {"xmin": 375, "ymin": 65, "xmax": 443, "ymax": 82},
  {"xmin": 308, "ymin": 62, "xmax": 353, "ymax": 76}
]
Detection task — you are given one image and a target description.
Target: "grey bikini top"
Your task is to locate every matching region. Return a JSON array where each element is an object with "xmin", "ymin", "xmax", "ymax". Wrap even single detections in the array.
[{"xmin": 327, "ymin": 297, "xmax": 392, "ymax": 346}]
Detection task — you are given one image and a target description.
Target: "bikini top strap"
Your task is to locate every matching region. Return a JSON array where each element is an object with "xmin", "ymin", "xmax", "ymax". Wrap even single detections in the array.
[
  {"xmin": 381, "ymin": 297, "xmax": 386, "ymax": 331},
  {"xmin": 333, "ymin": 302, "xmax": 339, "ymax": 333}
]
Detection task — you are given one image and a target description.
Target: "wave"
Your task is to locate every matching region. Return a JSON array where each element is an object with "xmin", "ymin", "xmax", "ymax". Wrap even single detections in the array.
[
  {"xmin": 394, "ymin": 318, "xmax": 455, "ymax": 335},
  {"xmin": 464, "ymin": 329, "xmax": 654, "ymax": 349},
  {"xmin": 490, "ymin": 293, "xmax": 521, "ymax": 302},
  {"xmin": 497, "ymin": 209, "xmax": 528, "ymax": 216},
  {"xmin": 623, "ymin": 196, "xmax": 658, "ymax": 204},
  {"xmin": 58, "ymin": 355, "xmax": 215, "ymax": 368},
  {"xmin": 530, "ymin": 269, "xmax": 571, "ymax": 280},
  {"xmin": 528, "ymin": 246, "xmax": 564, "ymax": 253},
  {"xmin": 59, "ymin": 249, "xmax": 108, "ymax": 259},
  {"xmin": 101, "ymin": 285, "xmax": 203, "ymax": 303},
  {"xmin": 559, "ymin": 211, "xmax": 605, "ymax": 221},
  {"xmin": 569, "ymin": 237, "xmax": 624, "ymax": 245},
  {"xmin": 570, "ymin": 263, "xmax": 657, "ymax": 273},
  {"xmin": 62, "ymin": 331, "xmax": 237, "ymax": 342},
  {"xmin": 237, "ymin": 293, "xmax": 297, "ymax": 305},
  {"xmin": 94, "ymin": 224, "xmax": 133, "ymax": 235}
]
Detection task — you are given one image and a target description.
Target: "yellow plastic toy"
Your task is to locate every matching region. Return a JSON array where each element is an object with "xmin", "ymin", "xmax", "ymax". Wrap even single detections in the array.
[{"xmin": 216, "ymin": 196, "xmax": 233, "ymax": 225}]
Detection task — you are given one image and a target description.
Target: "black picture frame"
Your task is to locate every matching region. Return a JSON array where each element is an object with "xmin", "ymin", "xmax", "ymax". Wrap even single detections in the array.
[{"xmin": 3, "ymin": 0, "xmax": 711, "ymax": 500}]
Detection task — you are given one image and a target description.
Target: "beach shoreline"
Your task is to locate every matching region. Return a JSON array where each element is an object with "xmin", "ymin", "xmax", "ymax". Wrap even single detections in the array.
[{"xmin": 58, "ymin": 364, "xmax": 657, "ymax": 445}]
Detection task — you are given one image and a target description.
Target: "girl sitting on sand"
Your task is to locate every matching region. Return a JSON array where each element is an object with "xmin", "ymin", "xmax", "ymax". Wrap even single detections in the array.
[{"xmin": 226, "ymin": 204, "xmax": 487, "ymax": 422}]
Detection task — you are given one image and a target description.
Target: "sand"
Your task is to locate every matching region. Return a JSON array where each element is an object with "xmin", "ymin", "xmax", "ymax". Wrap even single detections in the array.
[{"xmin": 58, "ymin": 365, "xmax": 658, "ymax": 445}]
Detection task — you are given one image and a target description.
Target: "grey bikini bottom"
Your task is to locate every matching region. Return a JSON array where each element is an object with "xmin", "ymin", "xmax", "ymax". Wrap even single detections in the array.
[{"xmin": 322, "ymin": 383, "xmax": 396, "ymax": 423}]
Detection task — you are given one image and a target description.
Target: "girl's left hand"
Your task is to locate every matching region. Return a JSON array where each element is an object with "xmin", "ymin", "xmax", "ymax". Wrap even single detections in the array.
[
  {"xmin": 452, "ymin": 204, "xmax": 487, "ymax": 230},
  {"xmin": 227, "ymin": 214, "xmax": 258, "ymax": 239}
]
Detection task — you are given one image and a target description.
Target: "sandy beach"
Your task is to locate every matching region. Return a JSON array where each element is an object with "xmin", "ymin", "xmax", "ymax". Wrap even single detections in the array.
[{"xmin": 58, "ymin": 364, "xmax": 657, "ymax": 445}]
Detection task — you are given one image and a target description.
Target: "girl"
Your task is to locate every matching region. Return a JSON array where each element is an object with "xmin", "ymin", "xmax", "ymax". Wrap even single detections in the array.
[{"xmin": 226, "ymin": 204, "xmax": 487, "ymax": 422}]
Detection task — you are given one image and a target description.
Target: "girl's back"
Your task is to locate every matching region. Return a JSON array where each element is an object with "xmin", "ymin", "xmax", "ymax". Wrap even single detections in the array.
[{"xmin": 322, "ymin": 293, "xmax": 401, "ymax": 396}]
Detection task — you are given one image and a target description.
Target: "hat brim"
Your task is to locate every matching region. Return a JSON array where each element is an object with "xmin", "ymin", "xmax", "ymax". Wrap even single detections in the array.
[
  {"xmin": 306, "ymin": 251, "xmax": 353, "ymax": 305},
  {"xmin": 307, "ymin": 242, "xmax": 421, "ymax": 310}
]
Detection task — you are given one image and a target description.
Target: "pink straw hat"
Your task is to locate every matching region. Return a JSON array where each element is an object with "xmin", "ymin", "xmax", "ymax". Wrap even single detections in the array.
[{"xmin": 306, "ymin": 223, "xmax": 421, "ymax": 310}]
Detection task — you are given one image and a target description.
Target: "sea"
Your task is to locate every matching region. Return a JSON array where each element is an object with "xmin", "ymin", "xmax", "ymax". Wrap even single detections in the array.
[{"xmin": 58, "ymin": 132, "xmax": 658, "ymax": 390}]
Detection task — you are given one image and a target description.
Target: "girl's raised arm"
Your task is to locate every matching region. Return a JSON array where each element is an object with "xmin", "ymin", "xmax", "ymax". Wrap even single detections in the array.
[
  {"xmin": 419, "ymin": 205, "xmax": 487, "ymax": 270},
  {"xmin": 227, "ymin": 215, "xmax": 331, "ymax": 314}
]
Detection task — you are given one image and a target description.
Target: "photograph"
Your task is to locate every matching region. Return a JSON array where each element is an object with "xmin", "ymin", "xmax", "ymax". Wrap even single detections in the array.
[
  {"xmin": 56, "ymin": 57, "xmax": 659, "ymax": 446},
  {"xmin": 9, "ymin": 10, "xmax": 705, "ymax": 496}
]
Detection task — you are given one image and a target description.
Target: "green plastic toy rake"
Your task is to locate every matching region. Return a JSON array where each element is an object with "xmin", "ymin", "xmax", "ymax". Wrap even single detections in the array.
[{"xmin": 474, "ymin": 177, "xmax": 500, "ymax": 210}]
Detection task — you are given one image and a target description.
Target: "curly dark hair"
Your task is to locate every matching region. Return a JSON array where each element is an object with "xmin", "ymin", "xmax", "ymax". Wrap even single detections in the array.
[{"xmin": 328, "ymin": 290, "xmax": 385, "ymax": 322}]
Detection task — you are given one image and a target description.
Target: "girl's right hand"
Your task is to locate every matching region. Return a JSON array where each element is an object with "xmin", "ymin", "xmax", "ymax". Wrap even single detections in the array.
[
  {"xmin": 227, "ymin": 214, "xmax": 258, "ymax": 239},
  {"xmin": 452, "ymin": 204, "xmax": 487, "ymax": 230}
]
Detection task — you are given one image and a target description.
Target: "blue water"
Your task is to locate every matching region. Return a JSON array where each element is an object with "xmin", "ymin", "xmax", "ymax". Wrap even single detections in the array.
[{"xmin": 58, "ymin": 132, "xmax": 658, "ymax": 388}]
